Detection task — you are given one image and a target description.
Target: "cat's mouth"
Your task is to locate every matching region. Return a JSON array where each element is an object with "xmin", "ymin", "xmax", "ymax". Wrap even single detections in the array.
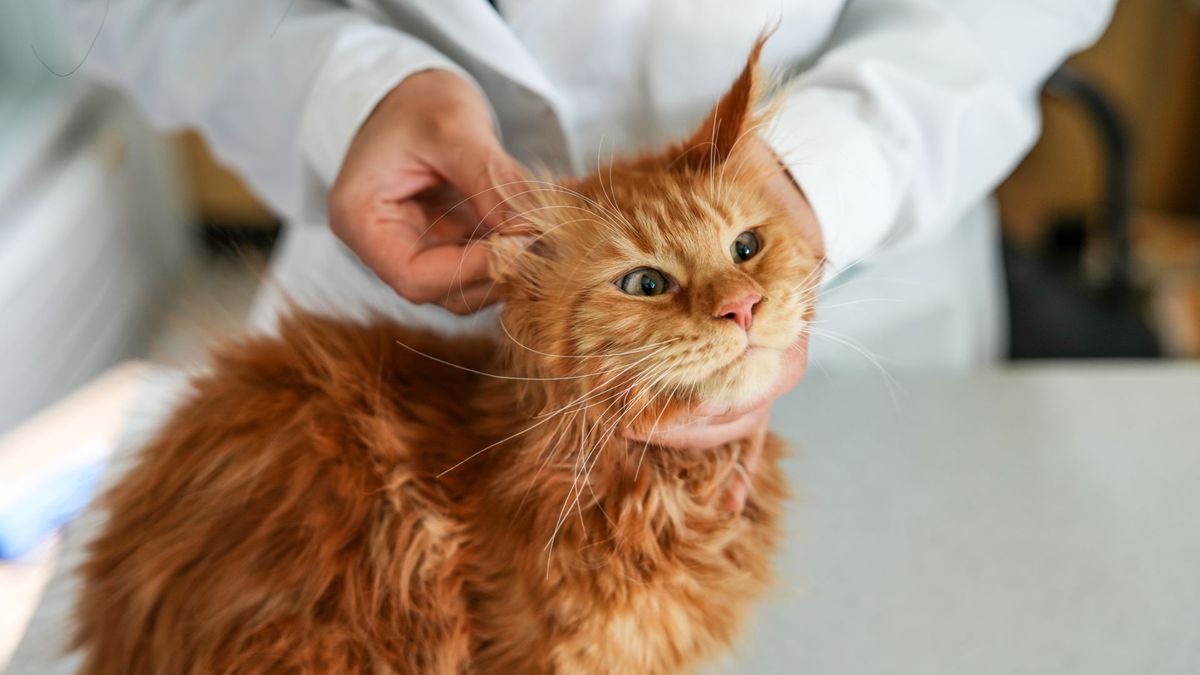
[
  {"xmin": 734, "ymin": 344, "xmax": 767, "ymax": 364},
  {"xmin": 687, "ymin": 340, "xmax": 786, "ymax": 405}
]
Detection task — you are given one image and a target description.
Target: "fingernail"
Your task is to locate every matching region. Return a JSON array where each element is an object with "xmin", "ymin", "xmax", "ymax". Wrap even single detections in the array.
[
  {"xmin": 724, "ymin": 480, "xmax": 749, "ymax": 513},
  {"xmin": 696, "ymin": 402, "xmax": 729, "ymax": 416}
]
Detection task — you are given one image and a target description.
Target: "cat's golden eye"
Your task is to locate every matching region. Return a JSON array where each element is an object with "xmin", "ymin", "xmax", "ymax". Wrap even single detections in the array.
[
  {"xmin": 731, "ymin": 231, "xmax": 761, "ymax": 263},
  {"xmin": 618, "ymin": 268, "xmax": 670, "ymax": 297}
]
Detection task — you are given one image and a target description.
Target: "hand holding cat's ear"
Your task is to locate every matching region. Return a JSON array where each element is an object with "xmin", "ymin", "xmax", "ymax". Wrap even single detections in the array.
[{"xmin": 328, "ymin": 69, "xmax": 524, "ymax": 315}]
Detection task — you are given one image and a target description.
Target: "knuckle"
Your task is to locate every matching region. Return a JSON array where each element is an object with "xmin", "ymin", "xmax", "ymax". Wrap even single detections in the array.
[
  {"xmin": 424, "ymin": 106, "xmax": 475, "ymax": 143},
  {"xmin": 398, "ymin": 285, "xmax": 434, "ymax": 306},
  {"xmin": 444, "ymin": 302, "xmax": 472, "ymax": 316}
]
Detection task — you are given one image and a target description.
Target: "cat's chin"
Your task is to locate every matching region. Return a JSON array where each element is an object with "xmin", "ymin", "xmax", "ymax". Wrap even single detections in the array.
[{"xmin": 696, "ymin": 345, "xmax": 785, "ymax": 410}]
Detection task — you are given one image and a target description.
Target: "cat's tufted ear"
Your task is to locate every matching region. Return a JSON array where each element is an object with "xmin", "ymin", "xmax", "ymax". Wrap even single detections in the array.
[
  {"xmin": 671, "ymin": 34, "xmax": 770, "ymax": 173},
  {"xmin": 484, "ymin": 172, "xmax": 555, "ymax": 287},
  {"xmin": 486, "ymin": 227, "xmax": 543, "ymax": 286}
]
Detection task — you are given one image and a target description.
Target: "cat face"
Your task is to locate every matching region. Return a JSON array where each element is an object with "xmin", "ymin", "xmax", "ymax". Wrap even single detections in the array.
[{"xmin": 492, "ymin": 38, "xmax": 821, "ymax": 417}]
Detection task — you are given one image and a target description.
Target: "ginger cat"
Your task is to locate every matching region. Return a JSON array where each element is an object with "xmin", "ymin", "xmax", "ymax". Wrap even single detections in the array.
[{"xmin": 73, "ymin": 40, "xmax": 822, "ymax": 674}]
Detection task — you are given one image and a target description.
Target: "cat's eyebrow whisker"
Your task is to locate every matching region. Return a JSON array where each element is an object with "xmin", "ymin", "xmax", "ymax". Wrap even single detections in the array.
[
  {"xmin": 790, "ymin": 258, "xmax": 827, "ymax": 291},
  {"xmin": 711, "ymin": 116, "xmax": 776, "ymax": 203},
  {"xmin": 445, "ymin": 184, "xmax": 623, "ymax": 270},
  {"xmin": 420, "ymin": 179, "xmax": 559, "ymax": 252},
  {"xmin": 595, "ymin": 135, "xmax": 628, "ymax": 230},
  {"xmin": 515, "ymin": 178, "xmax": 634, "ymax": 234}
]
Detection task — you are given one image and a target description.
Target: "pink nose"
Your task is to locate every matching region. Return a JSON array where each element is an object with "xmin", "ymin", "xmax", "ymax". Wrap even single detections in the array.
[{"xmin": 713, "ymin": 293, "xmax": 762, "ymax": 332}]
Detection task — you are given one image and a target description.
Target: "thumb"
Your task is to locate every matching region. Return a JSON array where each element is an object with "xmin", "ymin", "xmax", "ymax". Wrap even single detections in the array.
[{"xmin": 431, "ymin": 132, "xmax": 525, "ymax": 234}]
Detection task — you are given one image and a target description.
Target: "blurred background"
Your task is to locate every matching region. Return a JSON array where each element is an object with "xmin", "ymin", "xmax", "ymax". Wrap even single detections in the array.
[{"xmin": 1, "ymin": 0, "xmax": 1198, "ymax": 438}]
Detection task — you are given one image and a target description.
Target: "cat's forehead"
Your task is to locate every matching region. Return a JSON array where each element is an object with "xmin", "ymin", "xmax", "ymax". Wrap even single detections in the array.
[{"xmin": 578, "ymin": 176, "xmax": 748, "ymax": 247}]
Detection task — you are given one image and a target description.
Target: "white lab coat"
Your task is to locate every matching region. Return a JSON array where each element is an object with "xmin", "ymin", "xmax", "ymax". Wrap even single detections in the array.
[{"xmin": 59, "ymin": 0, "xmax": 1115, "ymax": 370}]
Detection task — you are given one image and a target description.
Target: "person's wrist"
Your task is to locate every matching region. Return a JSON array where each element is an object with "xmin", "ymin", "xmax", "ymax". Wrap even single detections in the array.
[
  {"xmin": 370, "ymin": 68, "xmax": 502, "ymax": 150},
  {"xmin": 297, "ymin": 22, "xmax": 472, "ymax": 187}
]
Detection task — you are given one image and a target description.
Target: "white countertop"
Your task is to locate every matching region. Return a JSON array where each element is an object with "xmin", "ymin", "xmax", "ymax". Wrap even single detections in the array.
[
  {"xmin": 710, "ymin": 363, "xmax": 1200, "ymax": 674},
  {"xmin": 8, "ymin": 363, "xmax": 1200, "ymax": 674}
]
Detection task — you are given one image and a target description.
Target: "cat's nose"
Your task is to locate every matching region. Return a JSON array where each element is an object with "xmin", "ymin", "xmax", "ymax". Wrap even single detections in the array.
[{"xmin": 713, "ymin": 292, "xmax": 762, "ymax": 332}]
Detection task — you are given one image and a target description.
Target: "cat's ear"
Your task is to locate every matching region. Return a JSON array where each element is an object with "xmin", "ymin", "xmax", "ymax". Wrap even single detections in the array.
[
  {"xmin": 486, "ymin": 228, "xmax": 543, "ymax": 284},
  {"xmin": 671, "ymin": 34, "xmax": 770, "ymax": 172},
  {"xmin": 484, "ymin": 172, "xmax": 554, "ymax": 285}
]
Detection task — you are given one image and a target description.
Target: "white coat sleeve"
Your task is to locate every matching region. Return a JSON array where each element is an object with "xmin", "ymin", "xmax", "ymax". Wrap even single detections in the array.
[
  {"xmin": 763, "ymin": 0, "xmax": 1117, "ymax": 277},
  {"xmin": 55, "ymin": 0, "xmax": 481, "ymax": 218}
]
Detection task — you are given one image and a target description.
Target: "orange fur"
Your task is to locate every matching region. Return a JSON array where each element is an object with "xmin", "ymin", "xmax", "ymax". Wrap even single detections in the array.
[{"xmin": 73, "ymin": 38, "xmax": 822, "ymax": 674}]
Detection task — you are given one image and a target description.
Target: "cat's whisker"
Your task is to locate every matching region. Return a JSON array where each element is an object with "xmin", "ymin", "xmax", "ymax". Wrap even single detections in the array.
[
  {"xmin": 595, "ymin": 135, "xmax": 637, "ymax": 232},
  {"xmin": 708, "ymin": 117, "xmax": 722, "ymax": 198},
  {"xmin": 547, "ymin": 389, "xmax": 632, "ymax": 561},
  {"xmin": 512, "ymin": 404, "xmax": 587, "ymax": 521},
  {"xmin": 517, "ymin": 178, "xmax": 635, "ymax": 234},
  {"xmin": 805, "ymin": 325, "xmax": 905, "ymax": 409},
  {"xmin": 787, "ymin": 254, "xmax": 827, "ymax": 294},
  {"xmin": 437, "ymin": 408, "xmax": 562, "ymax": 478},
  {"xmin": 534, "ymin": 348, "xmax": 678, "ymax": 418},
  {"xmin": 436, "ymin": 189, "xmax": 627, "ymax": 309},
  {"xmin": 806, "ymin": 297, "xmax": 903, "ymax": 312},
  {"xmin": 463, "ymin": 209, "xmax": 630, "ymax": 313},
  {"xmin": 507, "ymin": 379, "xmax": 667, "ymax": 510},
  {"xmin": 583, "ymin": 372, "xmax": 681, "ymax": 535},
  {"xmin": 562, "ymin": 360, "xmax": 677, "ymax": 539},
  {"xmin": 633, "ymin": 378, "xmax": 685, "ymax": 482},
  {"xmin": 443, "ymin": 353, "xmax": 670, "ymax": 481},
  {"xmin": 546, "ymin": 371, "xmax": 663, "ymax": 421},
  {"xmin": 548, "ymin": 357, "xmax": 675, "ymax": 545},
  {"xmin": 536, "ymin": 373, "xmax": 646, "ymax": 424},
  {"xmin": 394, "ymin": 339, "xmax": 671, "ymax": 383},
  {"xmin": 715, "ymin": 115, "xmax": 779, "ymax": 202}
]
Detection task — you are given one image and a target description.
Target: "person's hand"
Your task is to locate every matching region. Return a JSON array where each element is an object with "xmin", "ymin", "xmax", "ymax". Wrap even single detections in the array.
[
  {"xmin": 328, "ymin": 70, "xmax": 523, "ymax": 315},
  {"xmin": 625, "ymin": 137, "xmax": 823, "ymax": 508}
]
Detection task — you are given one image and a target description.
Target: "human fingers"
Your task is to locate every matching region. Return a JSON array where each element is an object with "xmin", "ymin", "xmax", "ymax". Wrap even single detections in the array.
[
  {"xmin": 438, "ymin": 278, "xmax": 500, "ymax": 315},
  {"xmin": 723, "ymin": 414, "xmax": 770, "ymax": 512},
  {"xmin": 424, "ymin": 129, "xmax": 525, "ymax": 234},
  {"xmin": 626, "ymin": 405, "xmax": 771, "ymax": 451},
  {"xmin": 401, "ymin": 239, "xmax": 495, "ymax": 304}
]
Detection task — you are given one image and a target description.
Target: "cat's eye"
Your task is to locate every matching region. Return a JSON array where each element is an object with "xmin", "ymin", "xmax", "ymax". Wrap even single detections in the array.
[
  {"xmin": 617, "ymin": 268, "xmax": 670, "ymax": 297},
  {"xmin": 731, "ymin": 231, "xmax": 761, "ymax": 263}
]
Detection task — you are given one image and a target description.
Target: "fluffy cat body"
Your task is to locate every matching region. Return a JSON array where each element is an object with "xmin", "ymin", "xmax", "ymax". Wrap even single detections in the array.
[{"xmin": 73, "ymin": 40, "xmax": 821, "ymax": 674}]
